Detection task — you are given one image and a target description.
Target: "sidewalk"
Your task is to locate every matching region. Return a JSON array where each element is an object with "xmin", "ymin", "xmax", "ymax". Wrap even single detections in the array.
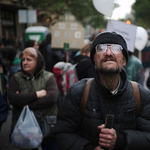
[
  {"xmin": 0, "ymin": 109, "xmax": 42, "ymax": 150},
  {"xmin": 0, "ymin": 110, "xmax": 19, "ymax": 150}
]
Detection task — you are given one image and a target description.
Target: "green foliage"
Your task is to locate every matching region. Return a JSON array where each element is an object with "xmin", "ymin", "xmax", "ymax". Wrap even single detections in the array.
[
  {"xmin": 132, "ymin": 0, "xmax": 150, "ymax": 28},
  {"xmin": 20, "ymin": 0, "xmax": 107, "ymax": 29}
]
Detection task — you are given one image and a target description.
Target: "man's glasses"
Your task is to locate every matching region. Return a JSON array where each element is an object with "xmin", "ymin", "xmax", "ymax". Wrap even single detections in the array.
[{"xmin": 95, "ymin": 44, "xmax": 123, "ymax": 55}]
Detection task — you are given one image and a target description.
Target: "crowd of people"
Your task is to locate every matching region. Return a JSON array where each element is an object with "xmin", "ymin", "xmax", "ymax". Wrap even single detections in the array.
[{"xmin": 0, "ymin": 30, "xmax": 150, "ymax": 150}]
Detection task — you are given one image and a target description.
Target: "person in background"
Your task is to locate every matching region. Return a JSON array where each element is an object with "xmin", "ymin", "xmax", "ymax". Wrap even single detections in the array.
[
  {"xmin": 146, "ymin": 68, "xmax": 150, "ymax": 90},
  {"xmin": 0, "ymin": 46, "xmax": 21, "ymax": 110},
  {"xmin": 146, "ymin": 74, "xmax": 150, "ymax": 90},
  {"xmin": 146, "ymin": 32, "xmax": 150, "ymax": 47},
  {"xmin": 74, "ymin": 39, "xmax": 91, "ymax": 57},
  {"xmin": 0, "ymin": 90, "xmax": 8, "ymax": 132},
  {"xmin": 1, "ymin": 34, "xmax": 7, "ymax": 46},
  {"xmin": 9, "ymin": 58, "xmax": 21, "ymax": 79},
  {"xmin": 0, "ymin": 46, "xmax": 15, "ymax": 108},
  {"xmin": 25, "ymin": 40, "xmax": 39, "ymax": 50},
  {"xmin": 145, "ymin": 32, "xmax": 150, "ymax": 89},
  {"xmin": 0, "ymin": 46, "xmax": 21, "ymax": 80},
  {"xmin": 53, "ymin": 31, "xmax": 150, "ymax": 150},
  {"xmin": 39, "ymin": 33, "xmax": 64, "ymax": 72},
  {"xmin": 8, "ymin": 47, "xmax": 59, "ymax": 150},
  {"xmin": 0, "ymin": 39, "xmax": 4, "ymax": 50},
  {"xmin": 71, "ymin": 43, "xmax": 95, "ymax": 80},
  {"xmin": 0, "ymin": 39, "xmax": 8, "ymax": 67},
  {"xmin": 0, "ymin": 40, "xmax": 10, "ymax": 110},
  {"xmin": 124, "ymin": 51, "xmax": 144, "ymax": 86},
  {"xmin": 1, "ymin": 46, "xmax": 20, "ymax": 89}
]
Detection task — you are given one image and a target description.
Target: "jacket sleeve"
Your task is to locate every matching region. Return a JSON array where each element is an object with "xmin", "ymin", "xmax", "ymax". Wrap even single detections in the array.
[
  {"xmin": 29, "ymin": 76, "xmax": 58, "ymax": 110},
  {"xmin": 0, "ymin": 91, "xmax": 8, "ymax": 126},
  {"xmin": 8, "ymin": 76, "xmax": 58, "ymax": 110},
  {"xmin": 53, "ymin": 83, "xmax": 90, "ymax": 150},
  {"xmin": 8, "ymin": 76, "xmax": 37, "ymax": 108},
  {"xmin": 123, "ymin": 84, "xmax": 150, "ymax": 150}
]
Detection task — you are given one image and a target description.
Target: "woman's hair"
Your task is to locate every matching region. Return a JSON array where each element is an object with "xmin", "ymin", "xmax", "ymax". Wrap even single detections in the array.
[
  {"xmin": 21, "ymin": 47, "xmax": 37, "ymax": 60},
  {"xmin": 1, "ymin": 46, "xmax": 16, "ymax": 62},
  {"xmin": 80, "ymin": 43, "xmax": 92, "ymax": 55}
]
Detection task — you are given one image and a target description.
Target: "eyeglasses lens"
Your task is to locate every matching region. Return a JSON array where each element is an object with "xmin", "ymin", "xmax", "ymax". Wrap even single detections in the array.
[{"xmin": 96, "ymin": 44, "xmax": 122, "ymax": 54}]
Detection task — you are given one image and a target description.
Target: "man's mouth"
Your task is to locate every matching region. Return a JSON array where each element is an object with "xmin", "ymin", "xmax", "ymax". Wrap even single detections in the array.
[{"xmin": 104, "ymin": 59, "xmax": 114, "ymax": 62}]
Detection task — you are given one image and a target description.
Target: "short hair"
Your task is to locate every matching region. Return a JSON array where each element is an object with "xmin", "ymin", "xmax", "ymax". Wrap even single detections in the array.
[
  {"xmin": 80, "ymin": 43, "xmax": 92, "ymax": 55},
  {"xmin": 21, "ymin": 47, "xmax": 37, "ymax": 60},
  {"xmin": 1, "ymin": 46, "xmax": 16, "ymax": 62},
  {"xmin": 25, "ymin": 40, "xmax": 36, "ymax": 48}
]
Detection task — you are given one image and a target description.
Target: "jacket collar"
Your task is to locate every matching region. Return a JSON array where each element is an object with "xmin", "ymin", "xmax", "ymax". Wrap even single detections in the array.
[
  {"xmin": 21, "ymin": 68, "xmax": 44, "ymax": 80},
  {"xmin": 95, "ymin": 68, "xmax": 128, "ymax": 98}
]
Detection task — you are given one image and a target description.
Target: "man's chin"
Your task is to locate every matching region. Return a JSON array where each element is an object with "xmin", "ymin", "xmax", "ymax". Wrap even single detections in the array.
[{"xmin": 97, "ymin": 68, "xmax": 119, "ymax": 76}]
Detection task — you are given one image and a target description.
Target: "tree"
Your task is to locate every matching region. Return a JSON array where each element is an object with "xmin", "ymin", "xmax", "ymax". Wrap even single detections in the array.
[
  {"xmin": 132, "ymin": 0, "xmax": 150, "ymax": 28},
  {"xmin": 18, "ymin": 0, "xmax": 107, "ymax": 29}
]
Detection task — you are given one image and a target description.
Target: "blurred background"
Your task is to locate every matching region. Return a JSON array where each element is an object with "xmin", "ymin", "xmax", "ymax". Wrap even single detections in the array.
[{"xmin": 1, "ymin": 0, "xmax": 150, "ymax": 149}]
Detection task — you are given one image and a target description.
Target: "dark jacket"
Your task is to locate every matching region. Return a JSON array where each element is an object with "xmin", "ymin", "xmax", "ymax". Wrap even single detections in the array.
[
  {"xmin": 40, "ymin": 42, "xmax": 64, "ymax": 72},
  {"xmin": 53, "ymin": 69, "xmax": 150, "ymax": 150},
  {"xmin": 71, "ymin": 55, "xmax": 95, "ymax": 80},
  {"xmin": 0, "ymin": 91, "xmax": 8, "ymax": 130}
]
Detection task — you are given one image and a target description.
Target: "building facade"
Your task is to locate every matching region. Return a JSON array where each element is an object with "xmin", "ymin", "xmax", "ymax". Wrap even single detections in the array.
[{"xmin": 0, "ymin": 0, "xmax": 27, "ymax": 50}]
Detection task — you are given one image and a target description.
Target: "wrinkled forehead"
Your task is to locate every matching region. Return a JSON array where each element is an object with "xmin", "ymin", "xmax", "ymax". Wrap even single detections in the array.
[{"xmin": 98, "ymin": 43, "xmax": 121, "ymax": 46}]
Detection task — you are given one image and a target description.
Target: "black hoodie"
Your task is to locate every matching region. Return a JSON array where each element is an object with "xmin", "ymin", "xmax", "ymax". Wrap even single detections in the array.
[{"xmin": 71, "ymin": 55, "xmax": 95, "ymax": 80}]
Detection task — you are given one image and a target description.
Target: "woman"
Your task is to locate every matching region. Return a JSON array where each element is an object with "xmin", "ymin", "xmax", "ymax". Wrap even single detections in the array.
[{"xmin": 8, "ymin": 47, "xmax": 59, "ymax": 150}]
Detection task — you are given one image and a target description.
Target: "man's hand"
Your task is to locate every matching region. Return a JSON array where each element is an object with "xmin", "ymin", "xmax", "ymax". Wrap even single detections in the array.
[
  {"xmin": 98, "ymin": 124, "xmax": 117, "ymax": 150},
  {"xmin": 94, "ymin": 146, "xmax": 105, "ymax": 150},
  {"xmin": 36, "ymin": 90, "xmax": 47, "ymax": 98},
  {"xmin": 16, "ymin": 91, "xmax": 19, "ymax": 94}
]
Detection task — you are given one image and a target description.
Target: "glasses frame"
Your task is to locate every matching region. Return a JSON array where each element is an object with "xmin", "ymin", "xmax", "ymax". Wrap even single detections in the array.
[{"xmin": 95, "ymin": 44, "xmax": 123, "ymax": 55}]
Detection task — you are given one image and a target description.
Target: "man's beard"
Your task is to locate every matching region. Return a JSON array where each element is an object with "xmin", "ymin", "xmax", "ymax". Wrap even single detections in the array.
[{"xmin": 97, "ymin": 66, "xmax": 122, "ymax": 76}]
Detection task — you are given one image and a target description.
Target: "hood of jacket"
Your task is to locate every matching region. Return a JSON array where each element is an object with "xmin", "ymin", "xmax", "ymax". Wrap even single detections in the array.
[{"xmin": 21, "ymin": 49, "xmax": 45, "ymax": 77}]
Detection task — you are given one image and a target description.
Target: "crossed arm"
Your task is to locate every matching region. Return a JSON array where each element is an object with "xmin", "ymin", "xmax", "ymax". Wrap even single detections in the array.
[{"xmin": 8, "ymin": 76, "xmax": 58, "ymax": 110}]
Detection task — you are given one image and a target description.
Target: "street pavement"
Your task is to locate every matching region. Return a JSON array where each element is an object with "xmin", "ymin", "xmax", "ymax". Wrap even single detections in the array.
[
  {"xmin": 0, "ymin": 109, "xmax": 19, "ymax": 150},
  {"xmin": 0, "ymin": 108, "xmax": 42, "ymax": 150}
]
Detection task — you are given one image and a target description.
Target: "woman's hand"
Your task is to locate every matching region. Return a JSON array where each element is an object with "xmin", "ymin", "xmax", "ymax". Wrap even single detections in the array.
[{"xmin": 36, "ymin": 90, "xmax": 47, "ymax": 98}]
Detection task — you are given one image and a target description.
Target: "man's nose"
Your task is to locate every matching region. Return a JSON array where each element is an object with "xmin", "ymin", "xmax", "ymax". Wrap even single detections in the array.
[{"xmin": 104, "ymin": 47, "xmax": 113, "ymax": 55}]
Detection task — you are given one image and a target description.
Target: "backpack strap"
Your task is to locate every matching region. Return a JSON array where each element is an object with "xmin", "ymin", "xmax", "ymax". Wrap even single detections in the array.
[
  {"xmin": 80, "ymin": 78, "xmax": 94, "ymax": 115},
  {"xmin": 80, "ymin": 79, "xmax": 141, "ymax": 117},
  {"xmin": 130, "ymin": 81, "xmax": 140, "ymax": 117}
]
